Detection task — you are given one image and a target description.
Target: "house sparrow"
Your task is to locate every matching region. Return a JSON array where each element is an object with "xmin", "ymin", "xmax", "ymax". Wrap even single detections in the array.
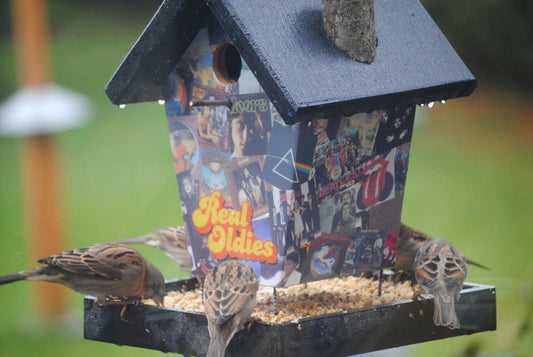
[
  {"xmin": 396, "ymin": 222, "xmax": 488, "ymax": 274},
  {"xmin": 119, "ymin": 226, "xmax": 191, "ymax": 272},
  {"xmin": 395, "ymin": 222, "xmax": 432, "ymax": 273},
  {"xmin": 414, "ymin": 239, "xmax": 467, "ymax": 329},
  {"xmin": 0, "ymin": 243, "xmax": 166, "ymax": 320},
  {"xmin": 203, "ymin": 260, "xmax": 258, "ymax": 357}
]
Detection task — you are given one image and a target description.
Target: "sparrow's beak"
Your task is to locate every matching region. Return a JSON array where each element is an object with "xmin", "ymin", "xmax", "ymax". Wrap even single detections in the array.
[{"xmin": 153, "ymin": 295, "xmax": 164, "ymax": 307}]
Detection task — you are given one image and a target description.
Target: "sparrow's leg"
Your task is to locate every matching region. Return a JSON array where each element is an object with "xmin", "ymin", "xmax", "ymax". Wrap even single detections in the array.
[
  {"xmin": 104, "ymin": 296, "xmax": 141, "ymax": 321},
  {"xmin": 245, "ymin": 316, "xmax": 260, "ymax": 330},
  {"xmin": 411, "ymin": 285, "xmax": 425, "ymax": 302},
  {"xmin": 393, "ymin": 270, "xmax": 408, "ymax": 283},
  {"xmin": 119, "ymin": 304, "xmax": 128, "ymax": 322}
]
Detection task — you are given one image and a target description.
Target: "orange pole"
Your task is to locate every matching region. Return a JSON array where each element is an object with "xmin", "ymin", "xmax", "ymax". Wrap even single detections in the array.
[
  {"xmin": 12, "ymin": 0, "xmax": 67, "ymax": 319},
  {"xmin": 12, "ymin": 0, "xmax": 51, "ymax": 85}
]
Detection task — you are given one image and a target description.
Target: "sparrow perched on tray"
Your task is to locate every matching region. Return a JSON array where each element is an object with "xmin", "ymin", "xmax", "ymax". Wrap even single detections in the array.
[
  {"xmin": 395, "ymin": 222, "xmax": 432, "ymax": 273},
  {"xmin": 414, "ymin": 239, "xmax": 467, "ymax": 329},
  {"xmin": 119, "ymin": 226, "xmax": 191, "ymax": 272},
  {"xmin": 203, "ymin": 260, "xmax": 258, "ymax": 357},
  {"xmin": 0, "ymin": 243, "xmax": 166, "ymax": 320},
  {"xmin": 396, "ymin": 222, "xmax": 488, "ymax": 274}
]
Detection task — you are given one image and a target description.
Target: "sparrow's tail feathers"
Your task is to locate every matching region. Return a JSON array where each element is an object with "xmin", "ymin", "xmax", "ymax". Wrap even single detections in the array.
[
  {"xmin": 0, "ymin": 272, "xmax": 26, "ymax": 285},
  {"xmin": 118, "ymin": 234, "xmax": 157, "ymax": 246},
  {"xmin": 466, "ymin": 258, "xmax": 490, "ymax": 270},
  {"xmin": 433, "ymin": 292, "xmax": 460, "ymax": 329},
  {"xmin": 206, "ymin": 329, "xmax": 227, "ymax": 357}
]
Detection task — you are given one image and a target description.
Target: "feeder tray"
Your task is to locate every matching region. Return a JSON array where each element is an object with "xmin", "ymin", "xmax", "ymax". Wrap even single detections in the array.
[{"xmin": 84, "ymin": 277, "xmax": 496, "ymax": 356}]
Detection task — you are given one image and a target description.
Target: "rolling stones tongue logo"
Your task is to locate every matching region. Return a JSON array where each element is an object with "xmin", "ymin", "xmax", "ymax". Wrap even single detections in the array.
[{"xmin": 358, "ymin": 155, "xmax": 394, "ymax": 209}]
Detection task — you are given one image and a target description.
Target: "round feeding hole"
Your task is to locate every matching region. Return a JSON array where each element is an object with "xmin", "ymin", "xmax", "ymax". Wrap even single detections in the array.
[{"xmin": 213, "ymin": 43, "xmax": 242, "ymax": 85}]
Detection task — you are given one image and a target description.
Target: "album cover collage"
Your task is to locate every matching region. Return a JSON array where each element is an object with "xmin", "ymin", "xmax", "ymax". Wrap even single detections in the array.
[{"xmin": 163, "ymin": 21, "xmax": 416, "ymax": 287}]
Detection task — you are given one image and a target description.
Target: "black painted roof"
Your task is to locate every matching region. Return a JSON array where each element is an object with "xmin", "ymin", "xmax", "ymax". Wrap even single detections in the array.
[{"xmin": 106, "ymin": 0, "xmax": 476, "ymax": 124}]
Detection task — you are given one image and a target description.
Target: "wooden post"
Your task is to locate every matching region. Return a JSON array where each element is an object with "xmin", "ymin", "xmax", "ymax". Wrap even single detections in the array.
[
  {"xmin": 12, "ymin": 0, "xmax": 67, "ymax": 319},
  {"xmin": 321, "ymin": 0, "xmax": 378, "ymax": 64}
]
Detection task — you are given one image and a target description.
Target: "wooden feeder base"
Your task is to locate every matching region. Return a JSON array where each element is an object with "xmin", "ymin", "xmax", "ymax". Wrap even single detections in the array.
[{"xmin": 84, "ymin": 278, "xmax": 496, "ymax": 356}]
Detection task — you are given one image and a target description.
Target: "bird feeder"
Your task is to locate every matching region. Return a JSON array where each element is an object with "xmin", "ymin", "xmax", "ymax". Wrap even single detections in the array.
[{"xmin": 86, "ymin": 0, "xmax": 496, "ymax": 355}]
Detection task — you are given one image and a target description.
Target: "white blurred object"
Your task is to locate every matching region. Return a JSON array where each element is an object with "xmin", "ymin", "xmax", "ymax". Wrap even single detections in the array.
[{"xmin": 0, "ymin": 83, "xmax": 91, "ymax": 137}]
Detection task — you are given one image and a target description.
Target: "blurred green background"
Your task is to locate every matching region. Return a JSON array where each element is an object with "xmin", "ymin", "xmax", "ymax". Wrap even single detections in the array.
[{"xmin": 0, "ymin": 0, "xmax": 531, "ymax": 356}]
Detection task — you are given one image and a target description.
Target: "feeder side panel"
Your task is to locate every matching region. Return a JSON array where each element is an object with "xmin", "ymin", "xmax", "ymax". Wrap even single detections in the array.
[{"xmin": 163, "ymin": 19, "xmax": 416, "ymax": 287}]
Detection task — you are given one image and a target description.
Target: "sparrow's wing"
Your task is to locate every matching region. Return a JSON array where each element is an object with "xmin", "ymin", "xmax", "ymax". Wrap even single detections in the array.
[
  {"xmin": 414, "ymin": 239, "xmax": 468, "ymax": 296},
  {"xmin": 37, "ymin": 243, "xmax": 143, "ymax": 281},
  {"xmin": 399, "ymin": 223, "xmax": 432, "ymax": 245},
  {"xmin": 443, "ymin": 245, "xmax": 467, "ymax": 293},
  {"xmin": 154, "ymin": 226, "xmax": 188, "ymax": 249},
  {"xmin": 118, "ymin": 233, "xmax": 158, "ymax": 246},
  {"xmin": 414, "ymin": 240, "xmax": 446, "ymax": 290},
  {"xmin": 204, "ymin": 262, "xmax": 258, "ymax": 326}
]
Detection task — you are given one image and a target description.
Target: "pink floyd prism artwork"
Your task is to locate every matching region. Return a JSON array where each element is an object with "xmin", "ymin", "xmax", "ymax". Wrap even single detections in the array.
[{"xmin": 163, "ymin": 21, "xmax": 415, "ymax": 286}]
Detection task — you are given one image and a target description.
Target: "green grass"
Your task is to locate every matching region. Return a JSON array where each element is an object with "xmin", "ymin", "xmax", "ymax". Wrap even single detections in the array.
[
  {"xmin": 0, "ymin": 4, "xmax": 183, "ymax": 356},
  {"xmin": 400, "ymin": 100, "xmax": 533, "ymax": 356},
  {"xmin": 1, "ymin": 3, "xmax": 532, "ymax": 357}
]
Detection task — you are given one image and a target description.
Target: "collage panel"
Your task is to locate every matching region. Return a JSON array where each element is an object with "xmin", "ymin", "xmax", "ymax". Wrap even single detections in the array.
[
  {"xmin": 301, "ymin": 233, "xmax": 351, "ymax": 283},
  {"xmin": 277, "ymin": 250, "xmax": 303, "ymax": 287},
  {"xmin": 162, "ymin": 19, "xmax": 418, "ymax": 284},
  {"xmin": 310, "ymin": 118, "xmax": 340, "ymax": 148},
  {"xmin": 168, "ymin": 115, "xmax": 200, "ymax": 177},
  {"xmin": 339, "ymin": 110, "xmax": 381, "ymax": 157},
  {"xmin": 299, "ymin": 180, "xmax": 321, "ymax": 239},
  {"xmin": 269, "ymin": 181, "xmax": 321, "ymax": 257},
  {"xmin": 176, "ymin": 171, "xmax": 215, "ymax": 276},
  {"xmin": 366, "ymin": 195, "xmax": 404, "ymax": 234},
  {"xmin": 263, "ymin": 121, "xmax": 301, "ymax": 189},
  {"xmin": 354, "ymin": 148, "xmax": 397, "ymax": 212},
  {"xmin": 269, "ymin": 187, "xmax": 296, "ymax": 255},
  {"xmin": 183, "ymin": 26, "xmax": 240, "ymax": 94},
  {"xmin": 190, "ymin": 85, "xmax": 231, "ymax": 152},
  {"xmin": 224, "ymin": 157, "xmax": 269, "ymax": 218},
  {"xmin": 199, "ymin": 149, "xmax": 233, "ymax": 207},
  {"xmin": 394, "ymin": 143, "xmax": 411, "ymax": 195},
  {"xmin": 313, "ymin": 128, "xmax": 363, "ymax": 202},
  {"xmin": 382, "ymin": 229, "xmax": 399, "ymax": 269},
  {"xmin": 340, "ymin": 228, "xmax": 388, "ymax": 276},
  {"xmin": 374, "ymin": 105, "xmax": 416, "ymax": 153},
  {"xmin": 319, "ymin": 186, "xmax": 359, "ymax": 235},
  {"xmin": 227, "ymin": 93, "xmax": 272, "ymax": 158},
  {"xmin": 248, "ymin": 216, "xmax": 284, "ymax": 286},
  {"xmin": 164, "ymin": 68, "xmax": 194, "ymax": 117},
  {"xmin": 267, "ymin": 191, "xmax": 286, "ymax": 261}
]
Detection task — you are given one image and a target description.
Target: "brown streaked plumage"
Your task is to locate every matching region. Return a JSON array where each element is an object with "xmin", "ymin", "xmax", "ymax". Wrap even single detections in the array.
[
  {"xmin": 119, "ymin": 226, "xmax": 191, "ymax": 272},
  {"xmin": 395, "ymin": 222, "xmax": 433, "ymax": 273},
  {"xmin": 414, "ymin": 239, "xmax": 467, "ymax": 329},
  {"xmin": 203, "ymin": 260, "xmax": 258, "ymax": 357},
  {"xmin": 0, "ymin": 243, "xmax": 165, "ymax": 319},
  {"xmin": 396, "ymin": 222, "xmax": 488, "ymax": 274}
]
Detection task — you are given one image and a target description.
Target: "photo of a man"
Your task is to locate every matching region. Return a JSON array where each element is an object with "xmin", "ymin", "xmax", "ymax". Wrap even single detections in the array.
[
  {"xmin": 230, "ymin": 111, "xmax": 269, "ymax": 157},
  {"xmin": 228, "ymin": 93, "xmax": 271, "ymax": 158},
  {"xmin": 277, "ymin": 251, "xmax": 302, "ymax": 287}
]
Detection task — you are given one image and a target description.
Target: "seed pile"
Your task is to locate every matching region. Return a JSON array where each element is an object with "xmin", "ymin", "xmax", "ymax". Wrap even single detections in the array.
[{"xmin": 144, "ymin": 276, "xmax": 414, "ymax": 323}]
